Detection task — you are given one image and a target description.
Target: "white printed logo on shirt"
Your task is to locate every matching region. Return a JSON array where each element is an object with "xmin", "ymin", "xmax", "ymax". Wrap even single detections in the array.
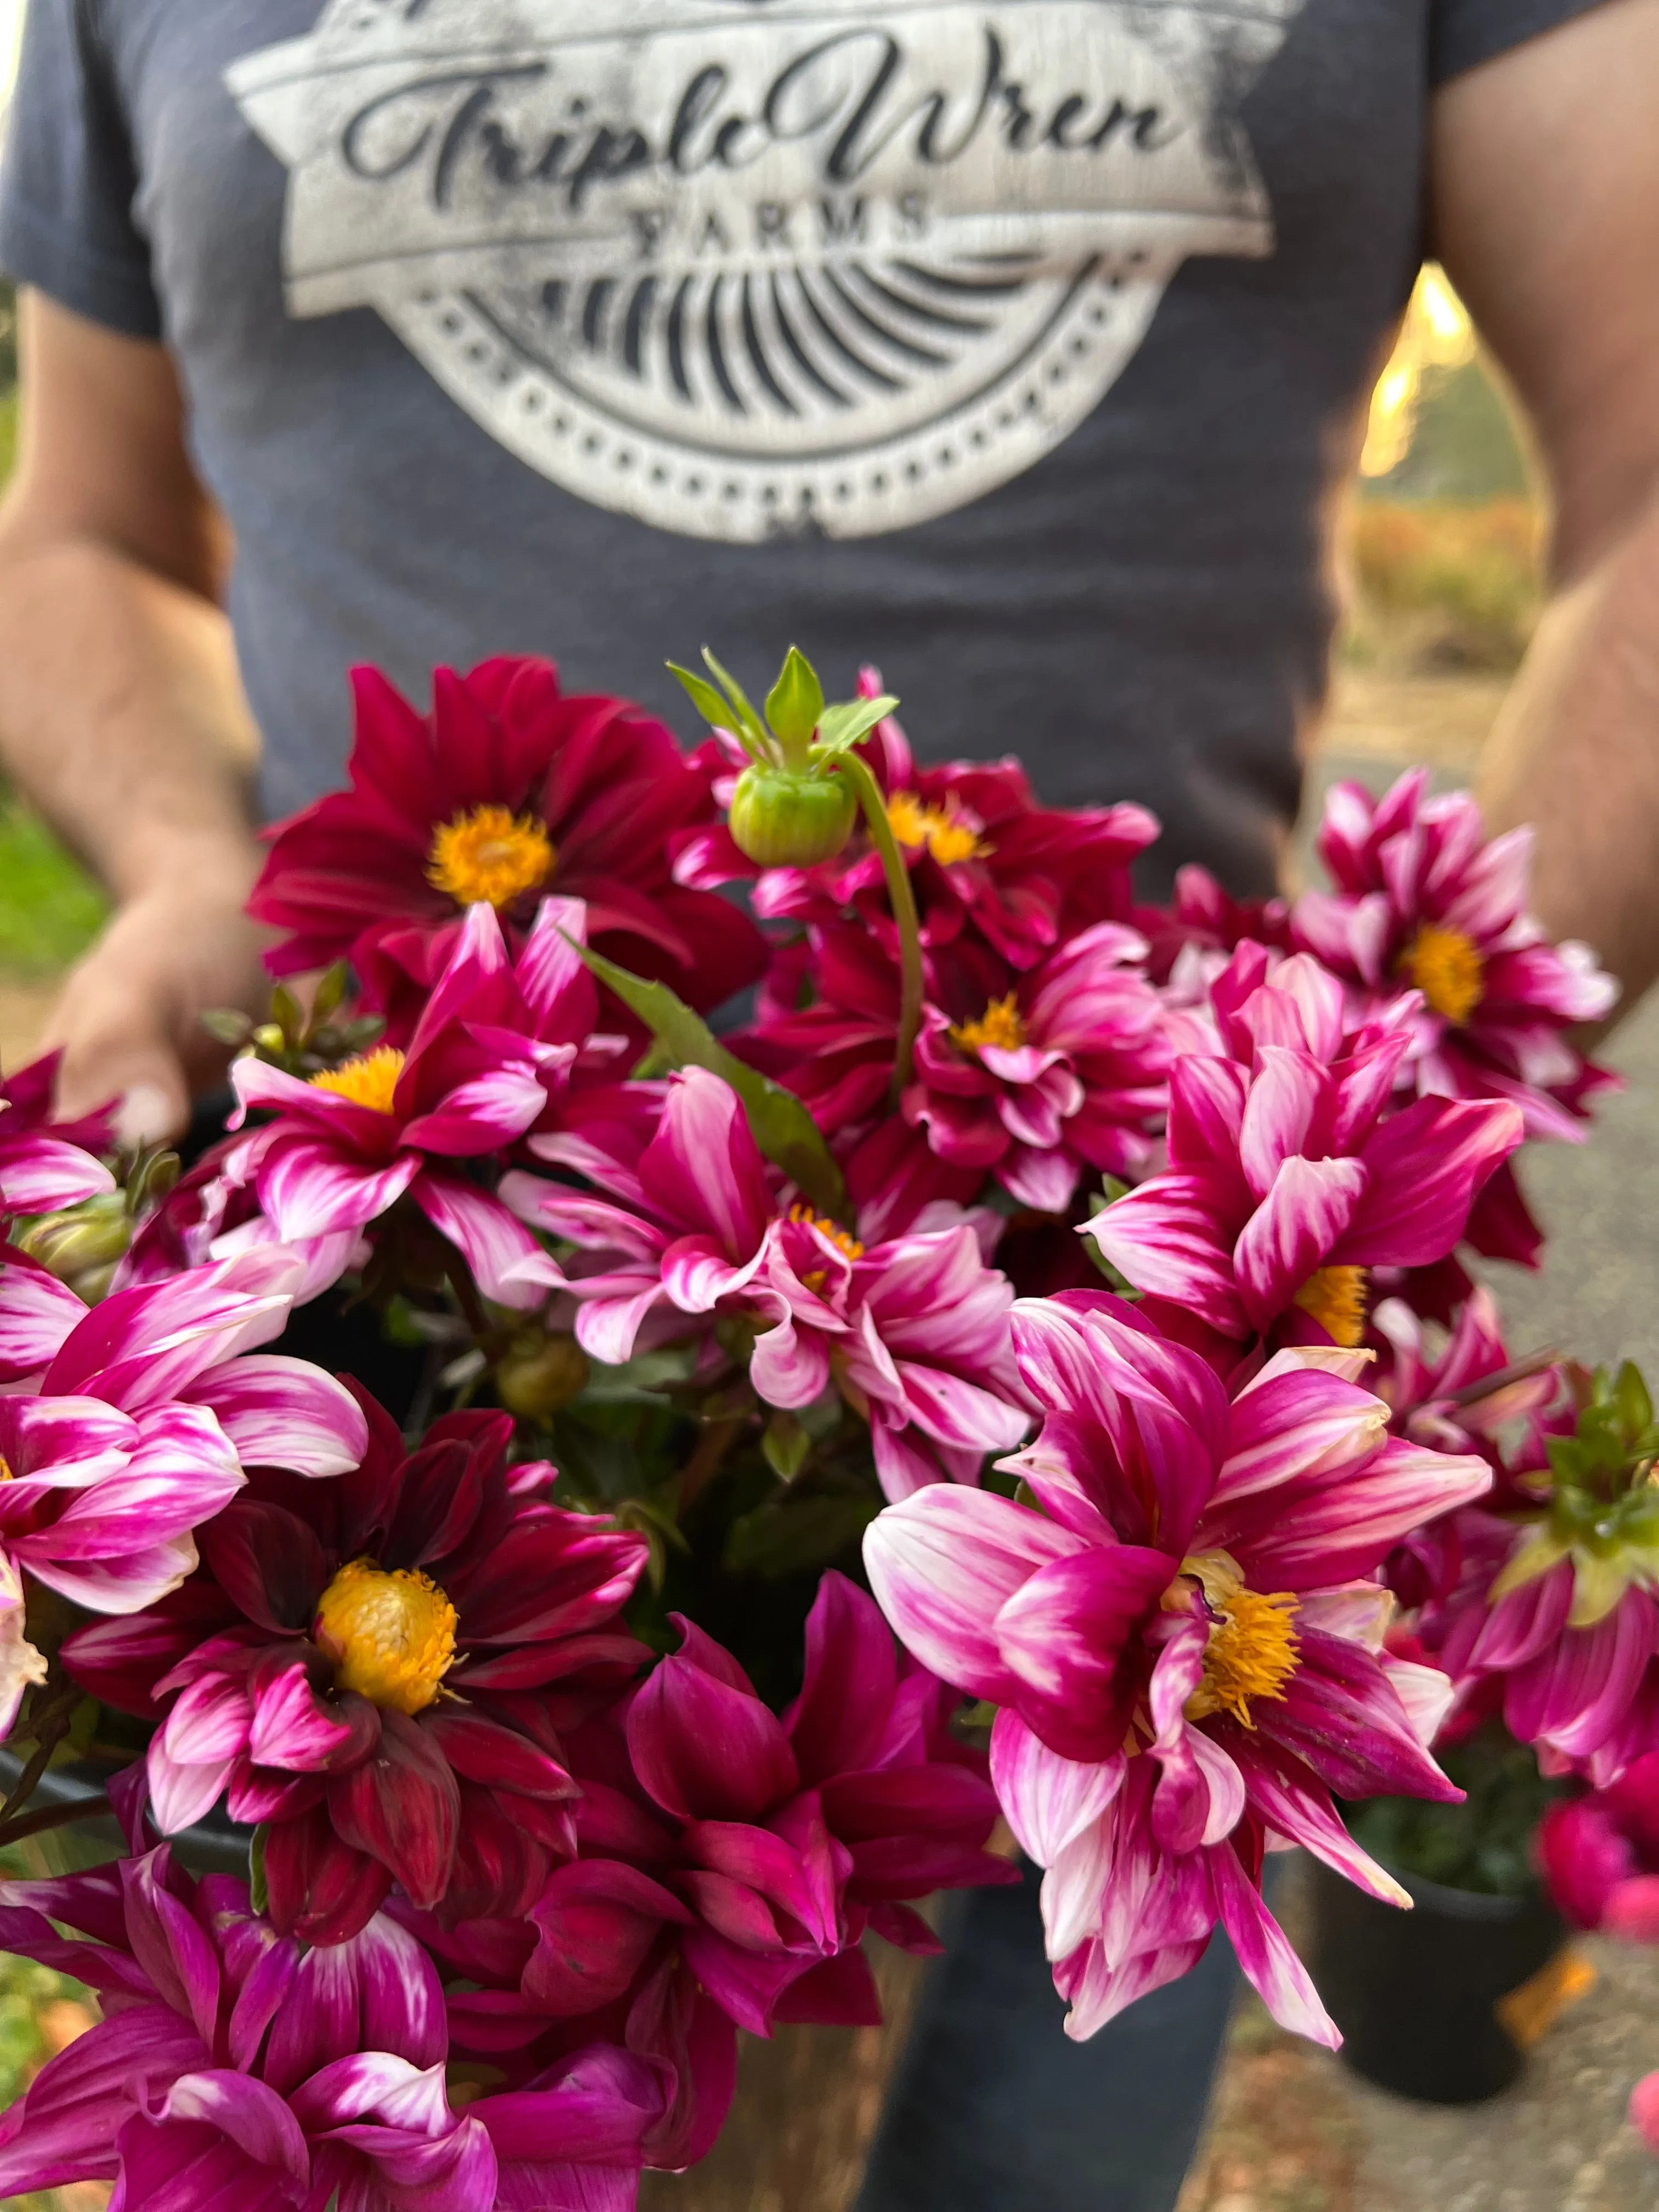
[{"xmin": 228, "ymin": 0, "xmax": 1305, "ymax": 544}]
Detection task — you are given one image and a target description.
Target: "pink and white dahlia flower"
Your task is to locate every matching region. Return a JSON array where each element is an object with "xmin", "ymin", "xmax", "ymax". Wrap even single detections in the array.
[
  {"xmin": 227, "ymin": 901, "xmax": 575, "ymax": 1307},
  {"xmin": 740, "ymin": 915, "xmax": 1168, "ymax": 1214},
  {"xmin": 0, "ymin": 1050, "xmax": 115, "ymax": 1220},
  {"xmin": 1084, "ymin": 946, "xmax": 1523, "ymax": 1359},
  {"xmin": 0, "ymin": 1842, "xmax": 662, "ymax": 2212},
  {"xmin": 0, "ymin": 1249, "xmax": 362, "ymax": 1633},
  {"xmin": 504, "ymin": 1067, "xmax": 1030, "ymax": 1499},
  {"xmin": 1291, "ymin": 769, "xmax": 1618, "ymax": 1141},
  {"xmin": 864, "ymin": 1290, "xmax": 1491, "ymax": 2043}
]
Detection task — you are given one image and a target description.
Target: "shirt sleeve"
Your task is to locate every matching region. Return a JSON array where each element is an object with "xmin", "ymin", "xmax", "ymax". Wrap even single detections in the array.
[
  {"xmin": 0, "ymin": 0, "xmax": 161, "ymax": 338},
  {"xmin": 1431, "ymin": 0, "xmax": 1616, "ymax": 84}
]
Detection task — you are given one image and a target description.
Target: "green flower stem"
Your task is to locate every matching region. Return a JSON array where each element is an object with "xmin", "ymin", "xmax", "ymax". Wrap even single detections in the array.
[{"xmin": 834, "ymin": 751, "xmax": 923, "ymax": 1097}]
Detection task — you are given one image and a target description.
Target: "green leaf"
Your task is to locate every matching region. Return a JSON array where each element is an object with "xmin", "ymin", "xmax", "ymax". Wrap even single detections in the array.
[
  {"xmin": 762, "ymin": 1410, "xmax": 812, "ymax": 1482},
  {"xmin": 814, "ymin": 696, "xmax": 900, "ymax": 755},
  {"xmin": 668, "ymin": 662, "xmax": 765, "ymax": 761},
  {"xmin": 270, "ymin": 982, "xmax": 306, "ymax": 1051},
  {"xmin": 1616, "ymin": 1361, "xmax": 1653, "ymax": 1443},
  {"xmin": 249, "ymin": 1824, "xmax": 269, "ymax": 1914},
  {"xmin": 563, "ymin": 935, "xmax": 850, "ymax": 1223},
  {"xmin": 699, "ymin": 648, "xmax": 771, "ymax": 751},
  {"xmin": 311, "ymin": 961, "xmax": 351, "ymax": 1025},
  {"xmin": 764, "ymin": 646, "xmax": 825, "ymax": 748},
  {"xmin": 198, "ymin": 1007, "xmax": 253, "ymax": 1047},
  {"xmin": 723, "ymin": 1492, "xmax": 880, "ymax": 1579}
]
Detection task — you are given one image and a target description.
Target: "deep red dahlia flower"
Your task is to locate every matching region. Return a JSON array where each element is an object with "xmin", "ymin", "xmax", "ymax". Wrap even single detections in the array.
[
  {"xmin": 63, "ymin": 1396, "xmax": 651, "ymax": 1943},
  {"xmin": 250, "ymin": 656, "xmax": 765, "ymax": 1020}
]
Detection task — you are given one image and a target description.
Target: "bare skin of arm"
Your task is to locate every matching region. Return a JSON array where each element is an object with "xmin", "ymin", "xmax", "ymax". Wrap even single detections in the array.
[
  {"xmin": 0, "ymin": 291, "xmax": 268, "ymax": 1139},
  {"xmin": 1432, "ymin": 0, "xmax": 1659, "ymax": 1022}
]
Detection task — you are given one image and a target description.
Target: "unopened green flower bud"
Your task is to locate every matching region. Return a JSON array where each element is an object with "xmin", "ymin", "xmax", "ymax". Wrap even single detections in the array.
[
  {"xmin": 16, "ymin": 1193, "xmax": 132, "ymax": 1285},
  {"xmin": 728, "ymin": 764, "xmax": 857, "ymax": 870},
  {"xmin": 495, "ymin": 1328, "xmax": 590, "ymax": 1423}
]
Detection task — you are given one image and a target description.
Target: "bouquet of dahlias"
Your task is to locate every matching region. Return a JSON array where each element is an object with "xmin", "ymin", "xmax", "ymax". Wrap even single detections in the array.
[{"xmin": 0, "ymin": 645, "xmax": 1642, "ymax": 2208}]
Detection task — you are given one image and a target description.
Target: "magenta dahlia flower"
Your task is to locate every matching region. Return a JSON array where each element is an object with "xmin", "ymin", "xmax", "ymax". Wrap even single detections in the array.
[
  {"xmin": 433, "ymin": 1574, "xmax": 1011, "ymax": 2078},
  {"xmin": 675, "ymin": 674, "xmax": 1158, "ymax": 972},
  {"xmin": 64, "ymin": 1398, "xmax": 650, "ymax": 1943},
  {"xmin": 1539, "ymin": 1751, "xmax": 1659, "ymax": 1940},
  {"xmin": 864, "ymin": 1290, "xmax": 1490, "ymax": 2042},
  {"xmin": 1291, "ymin": 769, "xmax": 1618, "ymax": 1141},
  {"xmin": 1084, "ymin": 946, "xmax": 1523, "ymax": 1359},
  {"xmin": 503, "ymin": 1067, "xmax": 1029, "ymax": 1498},
  {"xmin": 0, "ymin": 1249, "xmax": 361, "ymax": 1627},
  {"xmin": 228, "ymin": 902, "xmax": 574, "ymax": 1308},
  {"xmin": 740, "ymin": 915, "xmax": 1168, "ymax": 1213},
  {"xmin": 0, "ymin": 1842, "xmax": 661, "ymax": 2211},
  {"xmin": 250, "ymin": 654, "xmax": 765, "ymax": 1023},
  {"xmin": 0, "ymin": 1049, "xmax": 115, "ymax": 1218}
]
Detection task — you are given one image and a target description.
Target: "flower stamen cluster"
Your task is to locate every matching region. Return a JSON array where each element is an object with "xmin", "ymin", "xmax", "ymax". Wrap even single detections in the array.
[
  {"xmin": 427, "ymin": 801, "xmax": 556, "ymax": 908},
  {"xmin": 313, "ymin": 1556, "xmax": 459, "ymax": 1716}
]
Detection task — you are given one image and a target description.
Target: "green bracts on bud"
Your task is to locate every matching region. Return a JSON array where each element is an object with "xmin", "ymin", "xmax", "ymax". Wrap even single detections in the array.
[
  {"xmin": 728, "ymin": 763, "xmax": 857, "ymax": 869},
  {"xmin": 16, "ymin": 1192, "xmax": 133, "ymax": 1283}
]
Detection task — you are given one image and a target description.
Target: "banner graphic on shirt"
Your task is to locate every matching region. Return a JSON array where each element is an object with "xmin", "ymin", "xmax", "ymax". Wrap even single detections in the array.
[{"xmin": 228, "ymin": 0, "xmax": 1305, "ymax": 543}]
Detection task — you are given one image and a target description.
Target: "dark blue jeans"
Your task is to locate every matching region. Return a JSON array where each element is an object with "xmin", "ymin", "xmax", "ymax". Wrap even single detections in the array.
[{"xmin": 856, "ymin": 1861, "xmax": 1237, "ymax": 2212}]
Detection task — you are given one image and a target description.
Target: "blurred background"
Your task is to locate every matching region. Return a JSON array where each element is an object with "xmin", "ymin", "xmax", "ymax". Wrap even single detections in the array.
[{"xmin": 1, "ymin": 13, "xmax": 1656, "ymax": 2208}]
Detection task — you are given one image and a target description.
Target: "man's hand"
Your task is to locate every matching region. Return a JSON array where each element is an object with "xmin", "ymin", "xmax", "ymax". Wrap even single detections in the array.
[
  {"xmin": 1431, "ymin": 0, "xmax": 1659, "ymax": 1018},
  {"xmin": 42, "ymin": 862, "xmax": 270, "ymax": 1144},
  {"xmin": 0, "ymin": 296, "xmax": 267, "ymax": 1136}
]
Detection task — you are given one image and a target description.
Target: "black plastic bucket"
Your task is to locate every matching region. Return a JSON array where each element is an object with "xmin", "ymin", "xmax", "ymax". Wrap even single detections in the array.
[{"xmin": 1304, "ymin": 1854, "xmax": 1565, "ymax": 2104}]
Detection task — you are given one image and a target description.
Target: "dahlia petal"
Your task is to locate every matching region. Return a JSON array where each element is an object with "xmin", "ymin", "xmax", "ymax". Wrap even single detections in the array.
[
  {"xmin": 864, "ymin": 1487, "xmax": 1090, "ymax": 1703},
  {"xmin": 1237, "ymin": 1047, "xmax": 1328, "ymax": 1202},
  {"xmin": 1211, "ymin": 1842, "xmax": 1341, "ymax": 2047},
  {"xmin": 1232, "ymin": 1155, "xmax": 1368, "ymax": 1333},
  {"xmin": 1336, "ymin": 1096, "xmax": 1524, "ymax": 1267},
  {"xmin": 641, "ymin": 1069, "xmax": 771, "ymax": 1256},
  {"xmin": 182, "ymin": 1355, "xmax": 369, "ymax": 1478},
  {"xmin": 0, "ymin": 1133, "xmax": 115, "ymax": 1215},
  {"xmin": 1202, "ymin": 1437, "xmax": 1491, "ymax": 1589},
  {"xmin": 1084, "ymin": 1175, "xmax": 1249, "ymax": 1337},
  {"xmin": 261, "ymin": 1139, "xmax": 420, "ymax": 1242},
  {"xmin": 412, "ymin": 1172, "xmax": 565, "ymax": 1309},
  {"xmin": 43, "ymin": 1248, "xmax": 302, "ymax": 1409},
  {"xmin": 247, "ymin": 1662, "xmax": 372, "ymax": 1771},
  {"xmin": 328, "ymin": 1709, "xmax": 461, "ymax": 1908},
  {"xmin": 787, "ymin": 1571, "xmax": 898, "ymax": 1785},
  {"xmin": 1229, "ymin": 1736, "xmax": 1410, "ymax": 1906},
  {"xmin": 627, "ymin": 1633, "xmax": 799, "ymax": 1822},
  {"xmin": 994, "ymin": 1546, "xmax": 1176, "ymax": 1762},
  {"xmin": 151, "ymin": 2070, "xmax": 310, "ymax": 2184},
  {"xmin": 0, "ymin": 1252, "xmax": 89, "ymax": 1381},
  {"xmin": 989, "ymin": 1708, "xmax": 1124, "ymax": 1865},
  {"xmin": 0, "ymin": 2007, "xmax": 207, "ymax": 2196}
]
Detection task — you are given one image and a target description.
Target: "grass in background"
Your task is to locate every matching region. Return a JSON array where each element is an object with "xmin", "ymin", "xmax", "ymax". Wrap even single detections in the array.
[{"xmin": 0, "ymin": 797, "xmax": 106, "ymax": 974}]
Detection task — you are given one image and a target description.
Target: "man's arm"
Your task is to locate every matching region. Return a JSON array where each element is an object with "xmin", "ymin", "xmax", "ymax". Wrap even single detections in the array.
[
  {"xmin": 0, "ymin": 290, "xmax": 268, "ymax": 1138},
  {"xmin": 1431, "ymin": 0, "xmax": 1659, "ymax": 1019}
]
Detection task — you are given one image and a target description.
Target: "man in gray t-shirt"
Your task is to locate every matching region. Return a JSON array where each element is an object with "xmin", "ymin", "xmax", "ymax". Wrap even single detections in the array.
[
  {"xmin": 0, "ymin": 7, "xmax": 1656, "ymax": 2207},
  {"xmin": 1, "ymin": 0, "xmax": 1656, "ymax": 1143}
]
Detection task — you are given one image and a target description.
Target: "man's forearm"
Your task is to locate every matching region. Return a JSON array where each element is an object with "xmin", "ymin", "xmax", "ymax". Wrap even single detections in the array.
[
  {"xmin": 0, "ymin": 531, "xmax": 261, "ymax": 904},
  {"xmin": 1477, "ymin": 487, "xmax": 1659, "ymax": 1020}
]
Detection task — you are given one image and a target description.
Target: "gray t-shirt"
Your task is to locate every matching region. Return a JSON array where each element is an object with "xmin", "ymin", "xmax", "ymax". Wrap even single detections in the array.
[{"xmin": 0, "ymin": 0, "xmax": 1601, "ymax": 893}]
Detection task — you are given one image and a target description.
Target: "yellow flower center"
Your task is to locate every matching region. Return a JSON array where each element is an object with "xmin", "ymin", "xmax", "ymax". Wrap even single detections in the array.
[
  {"xmin": 1397, "ymin": 922, "xmax": 1486, "ymax": 1026},
  {"xmin": 787, "ymin": 1203, "xmax": 864, "ymax": 1292},
  {"xmin": 1179, "ymin": 1553, "xmax": 1301, "ymax": 1729},
  {"xmin": 950, "ymin": 994, "xmax": 1027, "ymax": 1056},
  {"xmin": 311, "ymin": 1046, "xmax": 407, "ymax": 1116},
  {"xmin": 1292, "ymin": 1263, "xmax": 1369, "ymax": 1348},
  {"xmin": 427, "ymin": 804, "xmax": 555, "ymax": 910},
  {"xmin": 886, "ymin": 792, "xmax": 989, "ymax": 868},
  {"xmin": 313, "ymin": 1558, "xmax": 459, "ymax": 1717}
]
